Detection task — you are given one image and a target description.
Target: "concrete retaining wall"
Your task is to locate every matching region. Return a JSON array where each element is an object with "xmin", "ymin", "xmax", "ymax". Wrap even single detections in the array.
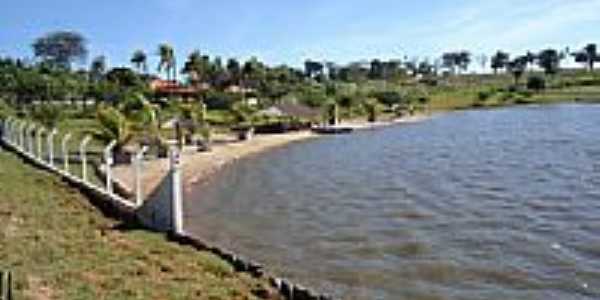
[{"xmin": 1, "ymin": 119, "xmax": 335, "ymax": 300}]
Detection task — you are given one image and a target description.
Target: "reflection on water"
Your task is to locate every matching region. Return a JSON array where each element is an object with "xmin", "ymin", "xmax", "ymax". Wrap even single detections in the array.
[{"xmin": 186, "ymin": 104, "xmax": 600, "ymax": 299}]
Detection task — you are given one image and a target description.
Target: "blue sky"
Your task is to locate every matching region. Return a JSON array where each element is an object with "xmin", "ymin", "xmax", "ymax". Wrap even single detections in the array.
[{"xmin": 1, "ymin": 0, "xmax": 599, "ymax": 69}]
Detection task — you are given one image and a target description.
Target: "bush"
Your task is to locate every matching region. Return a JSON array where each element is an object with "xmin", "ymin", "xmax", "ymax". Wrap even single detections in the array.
[
  {"xmin": 527, "ymin": 76, "xmax": 546, "ymax": 91},
  {"xmin": 478, "ymin": 91, "xmax": 491, "ymax": 101},
  {"xmin": 0, "ymin": 99, "xmax": 13, "ymax": 120},
  {"xmin": 371, "ymin": 90, "xmax": 405, "ymax": 107},
  {"xmin": 575, "ymin": 77, "xmax": 600, "ymax": 86},
  {"xmin": 501, "ymin": 92, "xmax": 515, "ymax": 102},
  {"xmin": 517, "ymin": 90, "xmax": 533, "ymax": 98},
  {"xmin": 204, "ymin": 91, "xmax": 242, "ymax": 110},
  {"xmin": 31, "ymin": 104, "xmax": 64, "ymax": 128}
]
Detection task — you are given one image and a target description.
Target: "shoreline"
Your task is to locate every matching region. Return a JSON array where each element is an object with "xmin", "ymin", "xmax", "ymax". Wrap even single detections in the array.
[{"xmin": 112, "ymin": 113, "xmax": 433, "ymax": 199}]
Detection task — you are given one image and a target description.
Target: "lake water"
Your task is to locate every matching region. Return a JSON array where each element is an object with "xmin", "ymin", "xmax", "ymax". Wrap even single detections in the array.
[{"xmin": 186, "ymin": 104, "xmax": 600, "ymax": 299}]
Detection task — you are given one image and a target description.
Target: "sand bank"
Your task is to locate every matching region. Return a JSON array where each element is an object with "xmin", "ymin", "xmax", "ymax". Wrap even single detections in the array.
[{"xmin": 112, "ymin": 114, "xmax": 432, "ymax": 199}]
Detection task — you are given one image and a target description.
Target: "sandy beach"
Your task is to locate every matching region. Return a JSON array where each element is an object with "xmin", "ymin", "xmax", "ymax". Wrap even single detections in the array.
[
  {"xmin": 112, "ymin": 114, "xmax": 432, "ymax": 200},
  {"xmin": 112, "ymin": 130, "xmax": 320, "ymax": 199}
]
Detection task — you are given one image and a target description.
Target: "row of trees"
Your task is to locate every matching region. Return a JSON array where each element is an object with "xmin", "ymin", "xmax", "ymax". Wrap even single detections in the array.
[{"xmin": 2, "ymin": 31, "xmax": 600, "ymax": 115}]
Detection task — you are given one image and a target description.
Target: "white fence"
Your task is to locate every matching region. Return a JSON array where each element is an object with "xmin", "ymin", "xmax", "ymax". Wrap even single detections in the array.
[{"xmin": 0, "ymin": 116, "xmax": 183, "ymax": 234}]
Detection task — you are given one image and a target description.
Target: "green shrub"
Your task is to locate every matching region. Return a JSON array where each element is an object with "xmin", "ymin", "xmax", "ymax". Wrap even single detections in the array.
[
  {"xmin": 527, "ymin": 76, "xmax": 546, "ymax": 91},
  {"xmin": 0, "ymin": 99, "xmax": 13, "ymax": 120},
  {"xmin": 478, "ymin": 91, "xmax": 491, "ymax": 101},
  {"xmin": 518, "ymin": 90, "xmax": 533, "ymax": 98},
  {"xmin": 501, "ymin": 92, "xmax": 515, "ymax": 102},
  {"xmin": 203, "ymin": 91, "xmax": 242, "ymax": 110},
  {"xmin": 31, "ymin": 104, "xmax": 64, "ymax": 129},
  {"xmin": 575, "ymin": 78, "xmax": 600, "ymax": 86}
]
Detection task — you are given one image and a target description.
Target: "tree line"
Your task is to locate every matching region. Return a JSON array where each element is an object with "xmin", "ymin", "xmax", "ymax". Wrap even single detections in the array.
[{"xmin": 1, "ymin": 30, "xmax": 599, "ymax": 111}]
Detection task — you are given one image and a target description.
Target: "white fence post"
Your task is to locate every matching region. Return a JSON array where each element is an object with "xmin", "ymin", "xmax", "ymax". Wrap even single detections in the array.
[
  {"xmin": 18, "ymin": 121, "xmax": 26, "ymax": 150},
  {"xmin": 3, "ymin": 117, "xmax": 11, "ymax": 143},
  {"xmin": 62, "ymin": 133, "xmax": 72, "ymax": 173},
  {"xmin": 7, "ymin": 118, "xmax": 16, "ymax": 145},
  {"xmin": 36, "ymin": 128, "xmax": 45, "ymax": 160},
  {"xmin": 134, "ymin": 146, "xmax": 149, "ymax": 207},
  {"xmin": 104, "ymin": 140, "xmax": 117, "ymax": 194},
  {"xmin": 80, "ymin": 136, "xmax": 92, "ymax": 182},
  {"xmin": 27, "ymin": 124, "xmax": 36, "ymax": 154},
  {"xmin": 1, "ymin": 117, "xmax": 9, "ymax": 142},
  {"xmin": 170, "ymin": 148, "xmax": 183, "ymax": 234},
  {"xmin": 47, "ymin": 129, "xmax": 58, "ymax": 167},
  {"xmin": 5, "ymin": 117, "xmax": 12, "ymax": 144}
]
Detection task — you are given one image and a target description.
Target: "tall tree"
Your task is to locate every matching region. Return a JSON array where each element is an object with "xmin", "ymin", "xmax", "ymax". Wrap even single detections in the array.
[
  {"xmin": 441, "ymin": 53, "xmax": 457, "ymax": 74},
  {"xmin": 182, "ymin": 50, "xmax": 204, "ymax": 82},
  {"xmin": 524, "ymin": 51, "xmax": 537, "ymax": 71},
  {"xmin": 456, "ymin": 51, "xmax": 471, "ymax": 73},
  {"xmin": 537, "ymin": 49, "xmax": 561, "ymax": 75},
  {"xmin": 130, "ymin": 50, "xmax": 148, "ymax": 74},
  {"xmin": 304, "ymin": 60, "xmax": 324, "ymax": 79},
  {"xmin": 507, "ymin": 56, "xmax": 527, "ymax": 85},
  {"xmin": 90, "ymin": 55, "xmax": 107, "ymax": 82},
  {"xmin": 572, "ymin": 43, "xmax": 599, "ymax": 71},
  {"xmin": 369, "ymin": 59, "xmax": 384, "ymax": 79},
  {"xmin": 242, "ymin": 57, "xmax": 267, "ymax": 89},
  {"xmin": 32, "ymin": 31, "xmax": 88, "ymax": 70},
  {"xmin": 157, "ymin": 43, "xmax": 176, "ymax": 81},
  {"xmin": 584, "ymin": 44, "xmax": 598, "ymax": 71},
  {"xmin": 226, "ymin": 58, "xmax": 242, "ymax": 85},
  {"xmin": 490, "ymin": 51, "xmax": 510, "ymax": 74}
]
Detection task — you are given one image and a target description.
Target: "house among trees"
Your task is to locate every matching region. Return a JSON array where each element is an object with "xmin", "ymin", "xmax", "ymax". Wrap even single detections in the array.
[{"xmin": 149, "ymin": 79, "xmax": 207, "ymax": 101}]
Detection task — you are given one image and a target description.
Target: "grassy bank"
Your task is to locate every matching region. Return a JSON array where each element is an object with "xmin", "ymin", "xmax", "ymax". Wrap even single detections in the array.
[{"xmin": 0, "ymin": 149, "xmax": 280, "ymax": 299}]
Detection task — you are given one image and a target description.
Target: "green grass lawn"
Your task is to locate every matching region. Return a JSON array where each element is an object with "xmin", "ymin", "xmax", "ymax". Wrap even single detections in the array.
[{"xmin": 0, "ymin": 149, "xmax": 280, "ymax": 300}]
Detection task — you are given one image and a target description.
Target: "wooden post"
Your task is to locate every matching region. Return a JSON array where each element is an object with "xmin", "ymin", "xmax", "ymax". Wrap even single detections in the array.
[
  {"xmin": 104, "ymin": 140, "xmax": 117, "ymax": 194},
  {"xmin": 170, "ymin": 148, "xmax": 183, "ymax": 234},
  {"xmin": 80, "ymin": 136, "xmax": 92, "ymax": 182}
]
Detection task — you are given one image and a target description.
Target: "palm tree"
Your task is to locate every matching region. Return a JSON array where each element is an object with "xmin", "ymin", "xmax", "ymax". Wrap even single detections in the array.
[
  {"xmin": 90, "ymin": 55, "xmax": 107, "ymax": 82},
  {"xmin": 363, "ymin": 98, "xmax": 380, "ymax": 123},
  {"xmin": 491, "ymin": 51, "xmax": 510, "ymax": 74},
  {"xmin": 157, "ymin": 44, "xmax": 176, "ymax": 81},
  {"xmin": 573, "ymin": 44, "xmax": 599, "ymax": 71},
  {"xmin": 182, "ymin": 50, "xmax": 204, "ymax": 83},
  {"xmin": 91, "ymin": 105, "xmax": 134, "ymax": 162},
  {"xmin": 130, "ymin": 50, "xmax": 147, "ymax": 74},
  {"xmin": 226, "ymin": 58, "xmax": 241, "ymax": 85}
]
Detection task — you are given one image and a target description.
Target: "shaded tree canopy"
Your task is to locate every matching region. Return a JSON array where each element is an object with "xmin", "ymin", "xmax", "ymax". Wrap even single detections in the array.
[
  {"xmin": 157, "ymin": 43, "xmax": 176, "ymax": 81},
  {"xmin": 304, "ymin": 60, "xmax": 324, "ymax": 79},
  {"xmin": 491, "ymin": 51, "xmax": 510, "ymax": 74},
  {"xmin": 131, "ymin": 50, "xmax": 148, "ymax": 73},
  {"xmin": 537, "ymin": 49, "xmax": 561, "ymax": 75},
  {"xmin": 90, "ymin": 55, "xmax": 107, "ymax": 82},
  {"xmin": 442, "ymin": 51, "xmax": 471, "ymax": 74},
  {"xmin": 572, "ymin": 43, "xmax": 599, "ymax": 71},
  {"xmin": 507, "ymin": 56, "xmax": 528, "ymax": 84},
  {"xmin": 32, "ymin": 31, "xmax": 88, "ymax": 70}
]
